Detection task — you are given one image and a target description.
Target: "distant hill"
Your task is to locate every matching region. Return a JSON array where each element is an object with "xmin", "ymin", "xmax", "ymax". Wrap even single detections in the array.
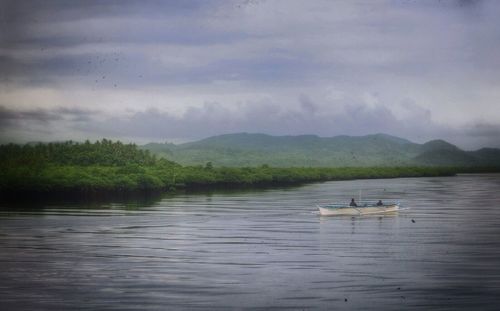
[
  {"xmin": 141, "ymin": 133, "xmax": 500, "ymax": 167},
  {"xmin": 420, "ymin": 139, "xmax": 460, "ymax": 152}
]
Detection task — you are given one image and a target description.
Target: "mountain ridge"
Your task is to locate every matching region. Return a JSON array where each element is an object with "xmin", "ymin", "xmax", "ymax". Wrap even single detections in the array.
[{"xmin": 142, "ymin": 133, "xmax": 500, "ymax": 167}]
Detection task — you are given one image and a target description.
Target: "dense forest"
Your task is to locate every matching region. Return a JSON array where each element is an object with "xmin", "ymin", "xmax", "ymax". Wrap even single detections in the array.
[{"xmin": 0, "ymin": 139, "xmax": 495, "ymax": 197}]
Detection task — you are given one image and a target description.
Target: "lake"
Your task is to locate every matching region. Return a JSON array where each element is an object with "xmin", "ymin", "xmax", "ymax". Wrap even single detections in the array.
[{"xmin": 1, "ymin": 174, "xmax": 500, "ymax": 310}]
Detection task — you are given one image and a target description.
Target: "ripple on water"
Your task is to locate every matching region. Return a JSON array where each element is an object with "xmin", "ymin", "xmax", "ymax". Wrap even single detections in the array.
[{"xmin": 1, "ymin": 174, "xmax": 500, "ymax": 310}]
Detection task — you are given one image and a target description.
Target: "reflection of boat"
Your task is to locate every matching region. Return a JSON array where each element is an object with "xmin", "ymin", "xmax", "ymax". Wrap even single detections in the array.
[{"xmin": 317, "ymin": 202, "xmax": 400, "ymax": 216}]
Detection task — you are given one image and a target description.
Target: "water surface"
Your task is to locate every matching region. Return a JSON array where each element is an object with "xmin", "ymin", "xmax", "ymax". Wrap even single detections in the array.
[{"xmin": 1, "ymin": 174, "xmax": 500, "ymax": 310}]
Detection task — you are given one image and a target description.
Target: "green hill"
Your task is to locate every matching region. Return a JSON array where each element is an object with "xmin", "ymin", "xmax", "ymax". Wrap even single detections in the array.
[
  {"xmin": 142, "ymin": 133, "xmax": 500, "ymax": 167},
  {"xmin": 471, "ymin": 148, "xmax": 500, "ymax": 166}
]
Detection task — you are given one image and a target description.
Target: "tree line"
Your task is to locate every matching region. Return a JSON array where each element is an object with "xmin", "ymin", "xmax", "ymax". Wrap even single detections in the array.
[{"xmin": 0, "ymin": 139, "xmax": 471, "ymax": 196}]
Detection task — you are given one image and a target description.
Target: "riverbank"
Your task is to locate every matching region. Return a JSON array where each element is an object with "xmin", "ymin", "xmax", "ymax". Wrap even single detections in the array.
[
  {"xmin": 1, "ymin": 140, "xmax": 498, "ymax": 200},
  {"xmin": 0, "ymin": 164, "xmax": 469, "ymax": 199}
]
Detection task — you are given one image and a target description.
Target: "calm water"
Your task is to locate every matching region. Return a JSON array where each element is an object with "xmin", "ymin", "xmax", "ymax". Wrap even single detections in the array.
[{"xmin": 1, "ymin": 174, "xmax": 500, "ymax": 310}]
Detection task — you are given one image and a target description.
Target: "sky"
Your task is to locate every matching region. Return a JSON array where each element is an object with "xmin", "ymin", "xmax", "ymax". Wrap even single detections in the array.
[{"xmin": 1, "ymin": 0, "xmax": 499, "ymax": 149}]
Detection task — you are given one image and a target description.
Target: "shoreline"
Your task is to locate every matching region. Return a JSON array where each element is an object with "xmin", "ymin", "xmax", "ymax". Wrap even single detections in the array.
[
  {"xmin": 2, "ymin": 140, "xmax": 499, "ymax": 205},
  {"xmin": 0, "ymin": 166, "xmax": 500, "ymax": 205},
  {"xmin": 4, "ymin": 167, "xmax": 499, "ymax": 206}
]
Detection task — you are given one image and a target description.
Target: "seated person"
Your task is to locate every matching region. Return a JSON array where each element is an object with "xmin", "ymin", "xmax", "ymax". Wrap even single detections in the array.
[
  {"xmin": 349, "ymin": 198, "xmax": 358, "ymax": 207},
  {"xmin": 376, "ymin": 200, "xmax": 384, "ymax": 206}
]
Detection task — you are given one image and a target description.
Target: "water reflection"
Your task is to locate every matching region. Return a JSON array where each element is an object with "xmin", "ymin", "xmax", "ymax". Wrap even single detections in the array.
[
  {"xmin": 0, "ymin": 191, "xmax": 164, "ymax": 212},
  {"xmin": 1, "ymin": 174, "xmax": 500, "ymax": 310}
]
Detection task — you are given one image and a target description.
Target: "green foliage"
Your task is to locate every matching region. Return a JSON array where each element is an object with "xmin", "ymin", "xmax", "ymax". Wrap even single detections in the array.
[
  {"xmin": 0, "ymin": 140, "xmax": 176, "ymax": 194},
  {"xmin": 1, "ymin": 139, "xmax": 497, "ymax": 196},
  {"xmin": 0, "ymin": 139, "xmax": 157, "ymax": 167},
  {"xmin": 141, "ymin": 133, "xmax": 500, "ymax": 167}
]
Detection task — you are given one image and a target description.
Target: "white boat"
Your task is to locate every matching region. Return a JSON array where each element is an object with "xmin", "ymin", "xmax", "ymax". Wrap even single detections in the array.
[{"xmin": 317, "ymin": 201, "xmax": 400, "ymax": 216}]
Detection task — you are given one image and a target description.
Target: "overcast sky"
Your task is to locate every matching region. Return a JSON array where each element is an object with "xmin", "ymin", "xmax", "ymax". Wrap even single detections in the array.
[{"xmin": 1, "ymin": 0, "xmax": 499, "ymax": 149}]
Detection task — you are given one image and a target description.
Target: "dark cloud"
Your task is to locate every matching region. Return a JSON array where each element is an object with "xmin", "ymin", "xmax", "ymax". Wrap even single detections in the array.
[
  {"xmin": 465, "ymin": 123, "xmax": 500, "ymax": 137},
  {"xmin": 0, "ymin": 0, "xmax": 230, "ymax": 48},
  {"xmin": 0, "ymin": 105, "xmax": 98, "ymax": 127},
  {"xmin": 53, "ymin": 107, "xmax": 100, "ymax": 122},
  {"xmin": 2, "ymin": 0, "xmax": 500, "ymax": 87},
  {"xmin": 456, "ymin": 0, "xmax": 482, "ymax": 7},
  {"xmin": 298, "ymin": 94, "xmax": 317, "ymax": 114},
  {"xmin": 0, "ymin": 1, "xmax": 499, "ymax": 148},
  {"xmin": 0, "ymin": 105, "xmax": 61, "ymax": 126}
]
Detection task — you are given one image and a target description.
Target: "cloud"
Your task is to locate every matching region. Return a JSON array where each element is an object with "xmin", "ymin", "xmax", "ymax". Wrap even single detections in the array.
[
  {"xmin": 1, "ymin": 95, "xmax": 499, "ymax": 150},
  {"xmin": 3, "ymin": 0, "xmax": 499, "ymax": 88},
  {"xmin": 0, "ymin": 105, "xmax": 61, "ymax": 127},
  {"xmin": 0, "ymin": 104, "xmax": 102, "ymax": 142},
  {"xmin": 1, "ymin": 0, "xmax": 499, "ymax": 149},
  {"xmin": 0, "ymin": 105, "xmax": 98, "ymax": 127},
  {"xmin": 461, "ymin": 123, "xmax": 500, "ymax": 148},
  {"xmin": 58, "ymin": 96, "xmax": 441, "ymax": 142},
  {"xmin": 466, "ymin": 123, "xmax": 500, "ymax": 137}
]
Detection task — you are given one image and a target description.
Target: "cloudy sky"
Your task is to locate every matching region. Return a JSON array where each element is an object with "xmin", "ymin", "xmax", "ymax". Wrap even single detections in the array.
[{"xmin": 1, "ymin": 0, "xmax": 499, "ymax": 149}]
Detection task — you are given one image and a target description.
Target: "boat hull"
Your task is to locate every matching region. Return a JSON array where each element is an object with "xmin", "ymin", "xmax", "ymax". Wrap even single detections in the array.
[{"xmin": 318, "ymin": 204, "xmax": 399, "ymax": 216}]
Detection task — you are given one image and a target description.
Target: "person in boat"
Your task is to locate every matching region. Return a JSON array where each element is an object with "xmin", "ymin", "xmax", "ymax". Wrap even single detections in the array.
[
  {"xmin": 376, "ymin": 200, "xmax": 384, "ymax": 206},
  {"xmin": 349, "ymin": 198, "xmax": 357, "ymax": 207}
]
